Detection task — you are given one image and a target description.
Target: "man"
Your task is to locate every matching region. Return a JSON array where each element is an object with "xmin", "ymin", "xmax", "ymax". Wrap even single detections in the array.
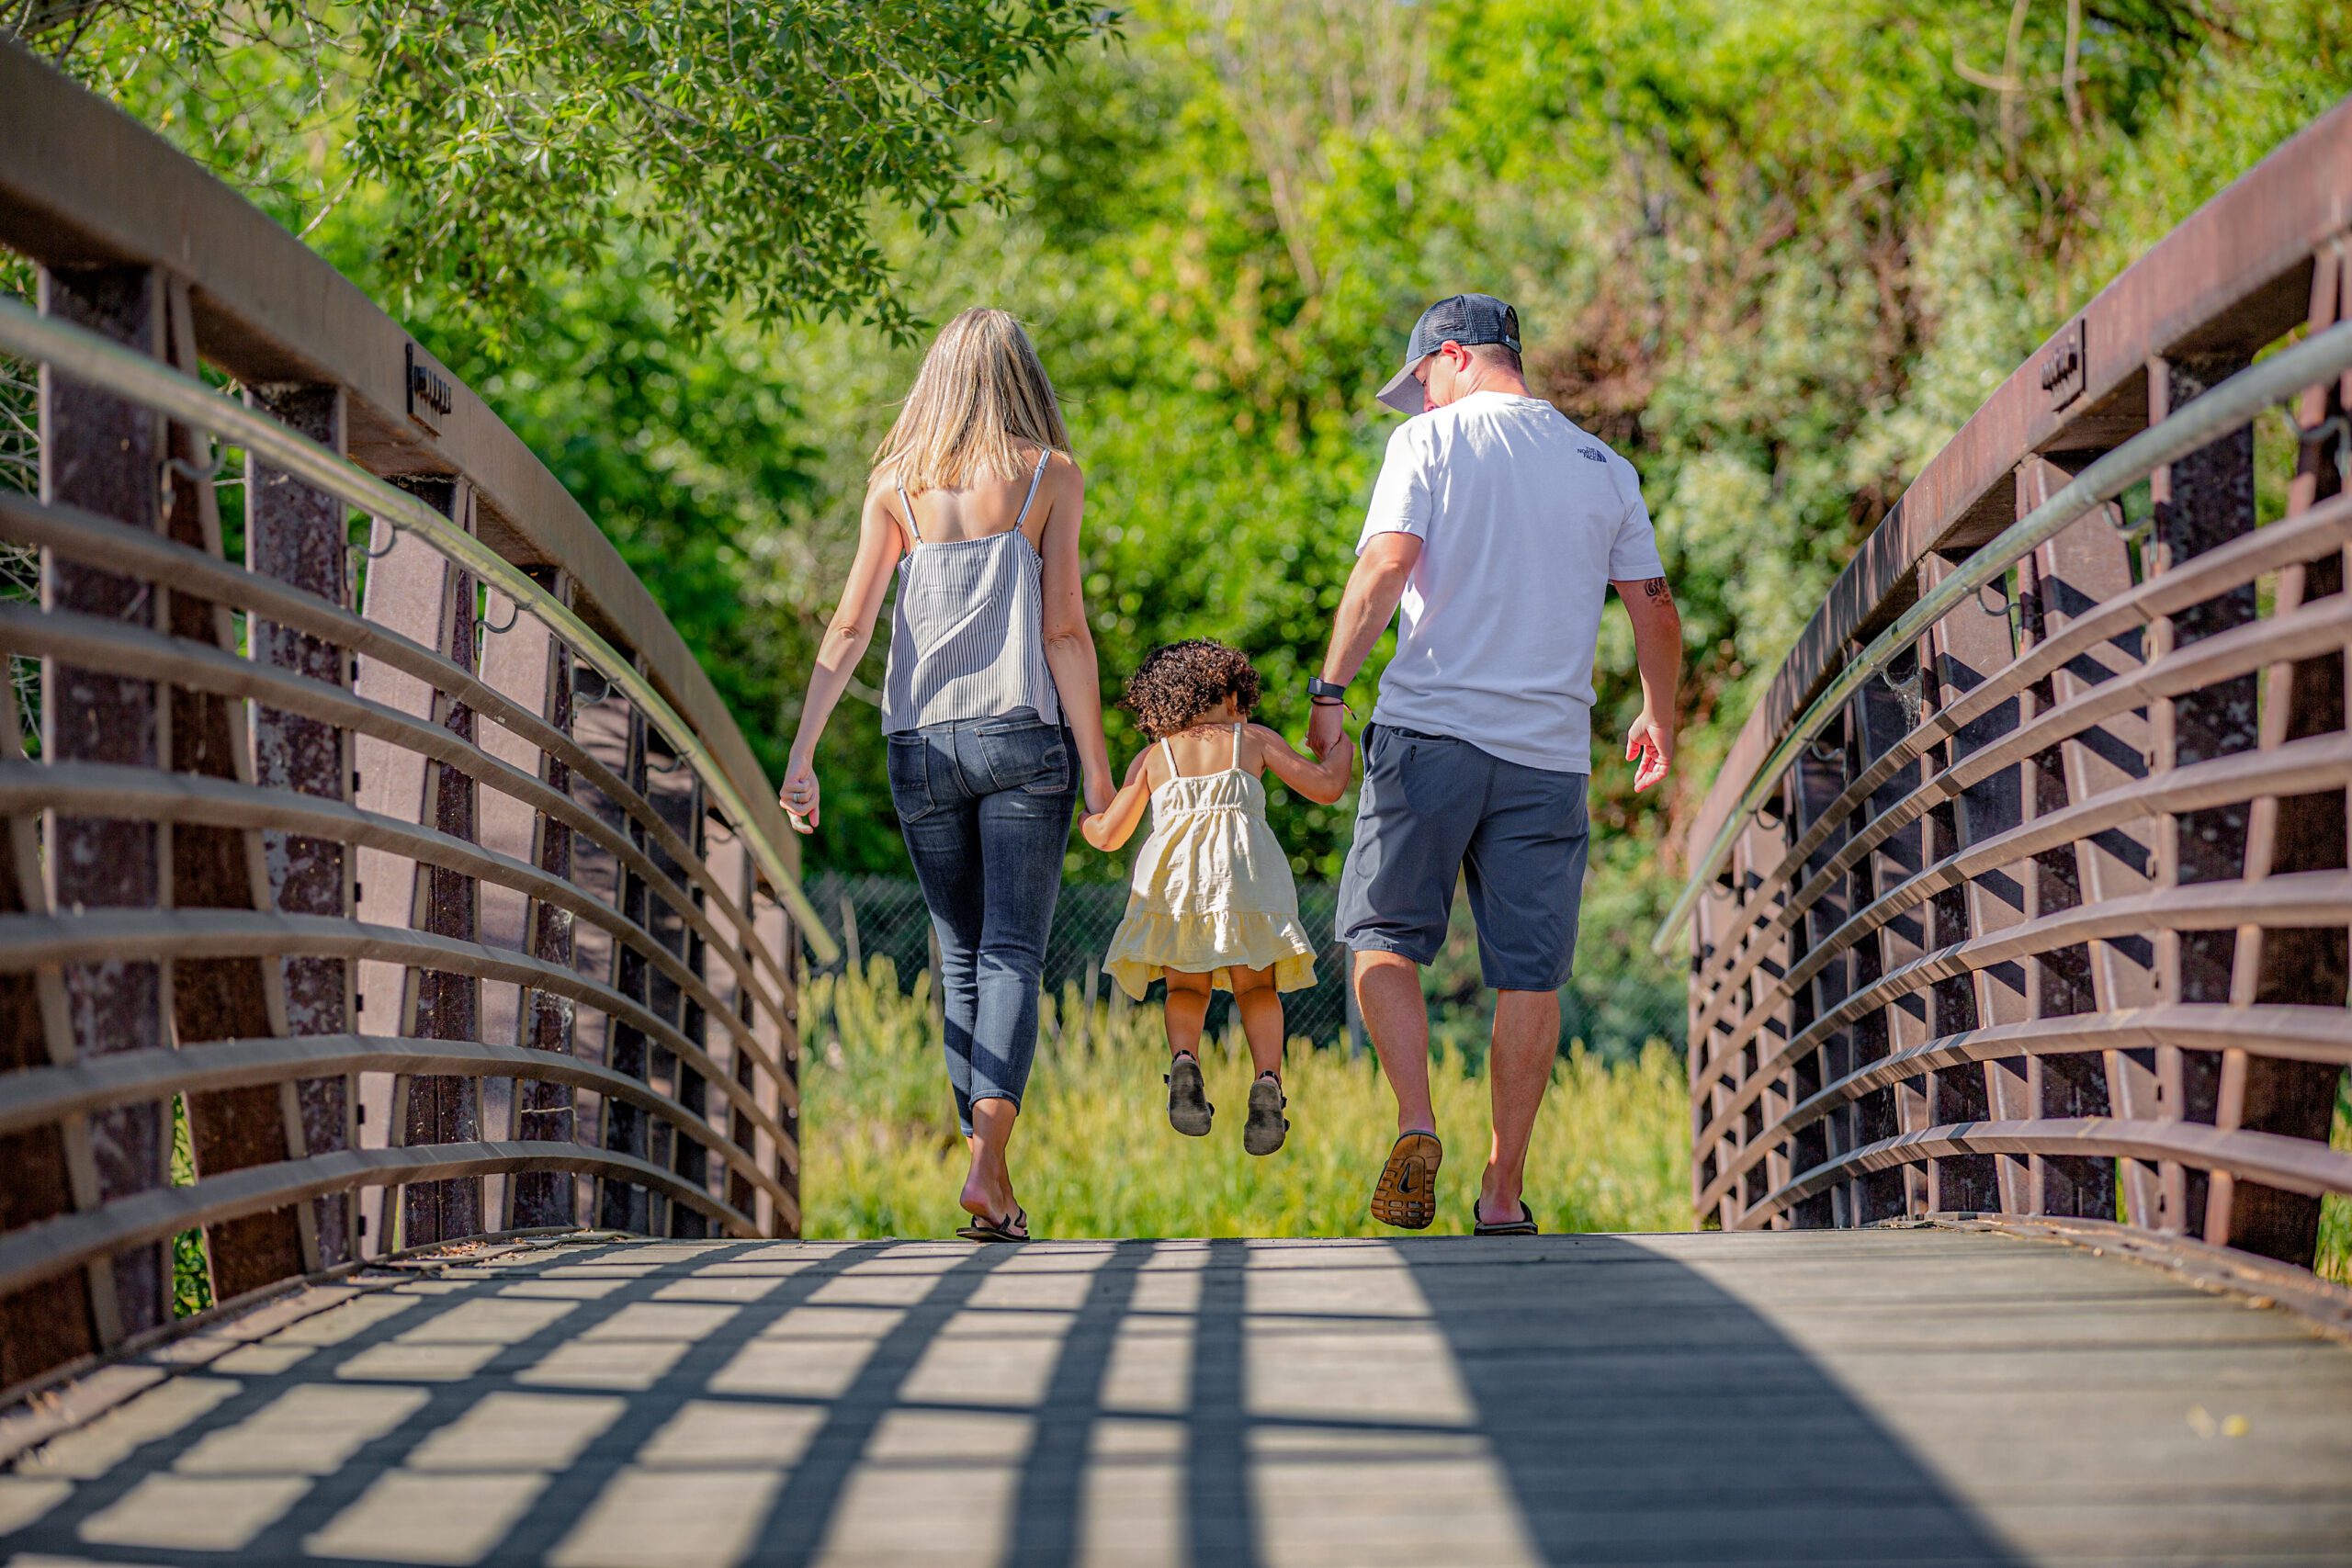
[{"xmin": 1306, "ymin": 292, "xmax": 1682, "ymax": 1234}]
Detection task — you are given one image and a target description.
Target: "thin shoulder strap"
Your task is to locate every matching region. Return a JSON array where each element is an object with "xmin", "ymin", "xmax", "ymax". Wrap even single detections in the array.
[
  {"xmin": 1011, "ymin": 448, "xmax": 1052, "ymax": 529},
  {"xmin": 892, "ymin": 477, "xmax": 923, "ymax": 546},
  {"xmin": 1230, "ymin": 724, "xmax": 1245, "ymax": 773},
  {"xmin": 1159, "ymin": 736, "xmax": 1181, "ymax": 780}
]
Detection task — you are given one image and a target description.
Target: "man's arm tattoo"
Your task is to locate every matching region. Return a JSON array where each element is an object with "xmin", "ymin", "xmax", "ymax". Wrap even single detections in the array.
[{"xmin": 1635, "ymin": 576, "xmax": 1672, "ymax": 604}]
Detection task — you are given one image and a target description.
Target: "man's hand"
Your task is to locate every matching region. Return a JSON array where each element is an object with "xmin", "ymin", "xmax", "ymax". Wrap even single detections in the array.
[
  {"xmin": 1624, "ymin": 710, "xmax": 1674, "ymax": 793},
  {"xmin": 1306, "ymin": 700, "xmax": 1347, "ymax": 761}
]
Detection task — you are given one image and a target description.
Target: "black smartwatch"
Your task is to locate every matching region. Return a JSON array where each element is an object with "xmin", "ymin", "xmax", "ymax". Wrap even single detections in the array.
[{"xmin": 1306, "ymin": 676, "xmax": 1348, "ymax": 705}]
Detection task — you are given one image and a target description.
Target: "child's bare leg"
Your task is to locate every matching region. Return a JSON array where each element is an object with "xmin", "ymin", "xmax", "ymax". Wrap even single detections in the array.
[
  {"xmin": 1230, "ymin": 964, "xmax": 1285, "ymax": 1079},
  {"xmin": 1163, "ymin": 969, "xmax": 1212, "ymax": 1059},
  {"xmin": 1162, "ymin": 970, "xmax": 1216, "ymax": 1137},
  {"xmin": 1233, "ymin": 964, "xmax": 1290, "ymax": 1156}
]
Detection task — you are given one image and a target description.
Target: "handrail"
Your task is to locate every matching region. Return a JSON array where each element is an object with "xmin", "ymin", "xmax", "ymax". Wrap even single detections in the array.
[
  {"xmin": 0, "ymin": 294, "xmax": 837, "ymax": 965},
  {"xmin": 1654, "ymin": 316, "xmax": 2352, "ymax": 953}
]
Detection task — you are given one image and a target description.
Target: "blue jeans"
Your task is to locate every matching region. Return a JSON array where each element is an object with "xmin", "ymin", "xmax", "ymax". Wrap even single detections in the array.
[{"xmin": 887, "ymin": 713, "xmax": 1078, "ymax": 1135}]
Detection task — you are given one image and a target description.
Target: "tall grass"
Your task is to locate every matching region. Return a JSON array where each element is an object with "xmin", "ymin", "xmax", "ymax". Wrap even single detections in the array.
[
  {"xmin": 801, "ymin": 959, "xmax": 1691, "ymax": 1240},
  {"xmin": 2318, "ymin": 1076, "xmax": 2352, "ymax": 1287}
]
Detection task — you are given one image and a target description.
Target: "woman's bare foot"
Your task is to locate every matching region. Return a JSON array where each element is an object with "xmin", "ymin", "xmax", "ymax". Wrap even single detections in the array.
[{"xmin": 959, "ymin": 1169, "xmax": 1020, "ymax": 1227}]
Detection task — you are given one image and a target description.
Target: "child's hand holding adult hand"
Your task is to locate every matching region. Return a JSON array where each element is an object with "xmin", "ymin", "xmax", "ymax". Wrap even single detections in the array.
[
  {"xmin": 1306, "ymin": 699, "xmax": 1347, "ymax": 761},
  {"xmin": 1083, "ymin": 773, "xmax": 1114, "ymax": 818},
  {"xmin": 779, "ymin": 756, "xmax": 820, "ymax": 833}
]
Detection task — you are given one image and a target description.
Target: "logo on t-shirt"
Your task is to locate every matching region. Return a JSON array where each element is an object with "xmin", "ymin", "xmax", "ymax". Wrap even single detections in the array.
[{"xmin": 1577, "ymin": 446, "xmax": 1606, "ymax": 463}]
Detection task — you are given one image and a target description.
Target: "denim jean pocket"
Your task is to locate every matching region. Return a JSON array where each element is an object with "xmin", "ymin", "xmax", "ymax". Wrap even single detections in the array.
[
  {"xmin": 978, "ymin": 722, "xmax": 1069, "ymax": 797},
  {"xmin": 886, "ymin": 734, "xmax": 939, "ymax": 822}
]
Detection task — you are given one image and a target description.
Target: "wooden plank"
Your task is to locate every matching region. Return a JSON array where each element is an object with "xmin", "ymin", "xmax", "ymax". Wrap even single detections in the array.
[
  {"xmin": 7, "ymin": 1233, "xmax": 2346, "ymax": 1562},
  {"xmin": 1850, "ymin": 648, "xmax": 1928, "ymax": 1221},
  {"xmin": 0, "ymin": 681, "xmax": 101, "ymax": 1386},
  {"xmin": 2022, "ymin": 464, "xmax": 2148, "ymax": 1225},
  {"xmin": 0, "ymin": 1141, "xmax": 753, "ymax": 1294},
  {"xmin": 641, "ymin": 731, "xmax": 703, "ymax": 1237},
  {"xmin": 245, "ymin": 378, "xmax": 356, "ymax": 1269},
  {"xmin": 1928, "ymin": 554, "xmax": 2035, "ymax": 1214},
  {"xmin": 1787, "ymin": 717, "xmax": 1854, "ymax": 1226},
  {"xmin": 487, "ymin": 572, "xmax": 579, "ymax": 1231},
  {"xmin": 37, "ymin": 262, "xmax": 169, "ymax": 1341},
  {"xmin": 0, "ymin": 1034, "xmax": 791, "ymax": 1217},
  {"xmin": 751, "ymin": 879, "xmax": 800, "ymax": 1233},
  {"xmin": 1686, "ymin": 494, "xmax": 2352, "ymax": 1046},
  {"xmin": 155, "ymin": 278, "xmax": 312, "ymax": 1303},
  {"xmin": 353, "ymin": 479, "xmax": 486, "ymax": 1247},
  {"xmin": 589, "ymin": 690, "xmax": 651, "ymax": 1235},
  {"xmin": 701, "ymin": 817, "xmax": 763, "ymax": 1233},
  {"xmin": 6, "ymin": 481, "xmax": 797, "ymax": 1035},
  {"xmin": 0, "ymin": 911, "xmax": 799, "ymax": 1172},
  {"xmin": 2148, "ymin": 350, "xmax": 2261, "ymax": 1240},
  {"xmin": 2209, "ymin": 235, "xmax": 2351, "ymax": 1265}
]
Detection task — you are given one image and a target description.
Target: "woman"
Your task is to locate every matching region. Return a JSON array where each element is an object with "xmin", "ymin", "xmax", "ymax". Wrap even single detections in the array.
[{"xmin": 781, "ymin": 308, "xmax": 1114, "ymax": 1243}]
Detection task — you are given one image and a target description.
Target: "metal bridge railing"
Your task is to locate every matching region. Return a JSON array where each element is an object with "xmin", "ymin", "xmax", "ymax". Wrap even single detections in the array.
[
  {"xmin": 1670, "ymin": 93, "xmax": 2352, "ymax": 1278},
  {"xmin": 0, "ymin": 41, "xmax": 825, "ymax": 1402}
]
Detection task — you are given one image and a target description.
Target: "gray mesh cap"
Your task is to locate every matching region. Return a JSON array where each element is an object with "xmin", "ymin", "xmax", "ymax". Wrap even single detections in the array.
[{"xmin": 1375, "ymin": 293, "xmax": 1523, "ymax": 414}]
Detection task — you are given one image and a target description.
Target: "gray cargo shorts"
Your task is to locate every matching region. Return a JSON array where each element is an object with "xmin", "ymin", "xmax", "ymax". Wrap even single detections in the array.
[{"xmin": 1335, "ymin": 723, "xmax": 1591, "ymax": 991}]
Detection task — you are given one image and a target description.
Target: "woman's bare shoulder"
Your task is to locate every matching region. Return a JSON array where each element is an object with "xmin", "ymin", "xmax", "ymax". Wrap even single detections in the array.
[{"xmin": 1039, "ymin": 448, "xmax": 1083, "ymax": 490}]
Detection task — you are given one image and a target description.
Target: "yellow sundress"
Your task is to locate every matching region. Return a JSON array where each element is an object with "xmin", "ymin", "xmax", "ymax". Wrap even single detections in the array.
[{"xmin": 1103, "ymin": 725, "xmax": 1317, "ymax": 999}]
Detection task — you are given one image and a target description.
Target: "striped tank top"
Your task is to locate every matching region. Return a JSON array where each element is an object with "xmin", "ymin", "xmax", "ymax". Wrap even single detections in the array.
[{"xmin": 879, "ymin": 449, "xmax": 1061, "ymax": 734}]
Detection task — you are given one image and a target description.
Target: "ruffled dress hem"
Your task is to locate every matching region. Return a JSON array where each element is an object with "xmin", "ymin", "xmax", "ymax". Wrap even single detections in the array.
[{"xmin": 1103, "ymin": 909, "xmax": 1317, "ymax": 998}]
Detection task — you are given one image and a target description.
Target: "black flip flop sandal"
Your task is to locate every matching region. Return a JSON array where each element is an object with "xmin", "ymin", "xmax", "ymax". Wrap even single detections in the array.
[
  {"xmin": 956, "ymin": 1205, "xmax": 1031, "ymax": 1245},
  {"xmin": 1473, "ymin": 1201, "xmax": 1539, "ymax": 1237},
  {"xmin": 1243, "ymin": 1073, "xmax": 1288, "ymax": 1156},
  {"xmin": 1166, "ymin": 1053, "xmax": 1213, "ymax": 1137},
  {"xmin": 1369, "ymin": 1130, "xmax": 1442, "ymax": 1230}
]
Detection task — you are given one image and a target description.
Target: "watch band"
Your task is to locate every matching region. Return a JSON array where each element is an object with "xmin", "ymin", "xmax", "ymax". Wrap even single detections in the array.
[{"xmin": 1306, "ymin": 676, "xmax": 1348, "ymax": 704}]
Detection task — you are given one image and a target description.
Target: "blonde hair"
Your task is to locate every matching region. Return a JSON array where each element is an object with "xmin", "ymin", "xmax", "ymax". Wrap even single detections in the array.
[{"xmin": 874, "ymin": 308, "xmax": 1071, "ymax": 494}]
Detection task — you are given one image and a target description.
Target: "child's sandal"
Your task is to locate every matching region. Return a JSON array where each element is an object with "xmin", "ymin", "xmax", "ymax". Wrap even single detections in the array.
[
  {"xmin": 1243, "ymin": 1072, "xmax": 1288, "ymax": 1156},
  {"xmin": 1166, "ymin": 1052, "xmax": 1212, "ymax": 1136}
]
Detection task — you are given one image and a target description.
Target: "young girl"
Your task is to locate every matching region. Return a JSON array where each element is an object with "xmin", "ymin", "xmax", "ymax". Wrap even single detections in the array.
[{"xmin": 1082, "ymin": 640, "xmax": 1354, "ymax": 1155}]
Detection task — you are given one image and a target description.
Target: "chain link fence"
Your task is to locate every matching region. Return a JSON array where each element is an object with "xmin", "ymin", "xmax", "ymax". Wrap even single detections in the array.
[{"xmin": 801, "ymin": 871, "xmax": 1685, "ymax": 1060}]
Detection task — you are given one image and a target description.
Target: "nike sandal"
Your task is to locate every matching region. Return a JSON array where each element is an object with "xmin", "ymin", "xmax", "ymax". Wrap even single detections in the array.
[
  {"xmin": 1243, "ymin": 1073, "xmax": 1288, "ymax": 1156},
  {"xmin": 1166, "ymin": 1053, "xmax": 1213, "ymax": 1137},
  {"xmin": 1369, "ymin": 1131, "xmax": 1442, "ymax": 1230},
  {"xmin": 1473, "ymin": 1201, "xmax": 1539, "ymax": 1237}
]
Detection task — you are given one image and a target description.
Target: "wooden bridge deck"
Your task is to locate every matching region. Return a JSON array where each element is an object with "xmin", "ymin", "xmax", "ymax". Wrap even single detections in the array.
[{"xmin": 2, "ymin": 1229, "xmax": 2349, "ymax": 1566}]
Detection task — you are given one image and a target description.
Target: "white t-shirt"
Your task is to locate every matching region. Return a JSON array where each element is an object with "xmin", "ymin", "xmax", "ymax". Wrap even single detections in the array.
[{"xmin": 1357, "ymin": 390, "xmax": 1663, "ymax": 774}]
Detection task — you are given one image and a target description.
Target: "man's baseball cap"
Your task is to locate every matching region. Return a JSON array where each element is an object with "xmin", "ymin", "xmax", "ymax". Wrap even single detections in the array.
[{"xmin": 1375, "ymin": 293, "xmax": 1522, "ymax": 415}]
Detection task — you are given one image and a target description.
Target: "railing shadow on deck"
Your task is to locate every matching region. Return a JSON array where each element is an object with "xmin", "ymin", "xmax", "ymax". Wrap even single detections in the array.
[{"xmin": 0, "ymin": 1235, "xmax": 2028, "ymax": 1566}]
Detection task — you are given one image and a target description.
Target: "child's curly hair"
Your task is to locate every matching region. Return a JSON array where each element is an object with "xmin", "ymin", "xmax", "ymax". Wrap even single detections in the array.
[{"xmin": 1120, "ymin": 639, "xmax": 1261, "ymax": 741}]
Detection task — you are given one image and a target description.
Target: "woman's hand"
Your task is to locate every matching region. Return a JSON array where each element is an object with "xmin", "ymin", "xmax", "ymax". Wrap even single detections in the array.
[{"xmin": 779, "ymin": 757, "xmax": 820, "ymax": 834}]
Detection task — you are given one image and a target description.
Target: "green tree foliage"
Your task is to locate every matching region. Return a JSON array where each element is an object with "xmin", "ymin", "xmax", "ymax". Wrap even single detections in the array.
[
  {"xmin": 11, "ymin": 0, "xmax": 1115, "ymax": 340},
  {"xmin": 23, "ymin": 0, "xmax": 2352, "ymax": 1034}
]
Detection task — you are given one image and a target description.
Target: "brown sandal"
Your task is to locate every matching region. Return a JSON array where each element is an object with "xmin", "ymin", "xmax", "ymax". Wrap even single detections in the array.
[{"xmin": 1369, "ymin": 1131, "xmax": 1442, "ymax": 1230}]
